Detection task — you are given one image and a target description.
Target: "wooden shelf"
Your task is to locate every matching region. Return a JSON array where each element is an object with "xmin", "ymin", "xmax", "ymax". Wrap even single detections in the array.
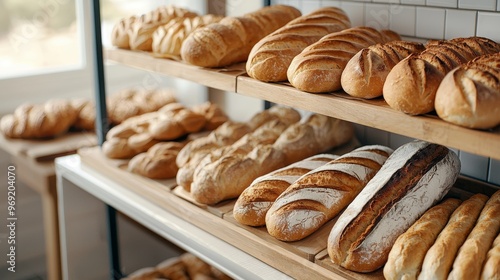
[{"xmin": 104, "ymin": 48, "xmax": 500, "ymax": 161}]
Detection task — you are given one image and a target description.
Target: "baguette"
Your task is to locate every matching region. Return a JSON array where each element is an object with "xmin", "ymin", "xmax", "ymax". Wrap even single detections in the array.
[
  {"xmin": 341, "ymin": 40, "xmax": 425, "ymax": 99},
  {"xmin": 435, "ymin": 52, "xmax": 500, "ymax": 129},
  {"xmin": 180, "ymin": 5, "xmax": 301, "ymax": 68},
  {"xmin": 448, "ymin": 190, "xmax": 500, "ymax": 280},
  {"xmin": 383, "ymin": 198, "xmax": 462, "ymax": 280},
  {"xmin": 481, "ymin": 233, "xmax": 500, "ymax": 280},
  {"xmin": 418, "ymin": 193, "xmax": 489, "ymax": 280},
  {"xmin": 246, "ymin": 7, "xmax": 350, "ymax": 82},
  {"xmin": 287, "ymin": 26, "xmax": 400, "ymax": 93},
  {"xmin": 266, "ymin": 145, "xmax": 393, "ymax": 241},
  {"xmin": 328, "ymin": 140, "xmax": 461, "ymax": 273},
  {"xmin": 383, "ymin": 37, "xmax": 500, "ymax": 115},
  {"xmin": 233, "ymin": 153, "xmax": 339, "ymax": 227}
]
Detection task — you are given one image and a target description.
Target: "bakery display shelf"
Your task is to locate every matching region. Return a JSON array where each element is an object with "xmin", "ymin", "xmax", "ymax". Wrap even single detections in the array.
[{"xmin": 105, "ymin": 48, "xmax": 245, "ymax": 93}]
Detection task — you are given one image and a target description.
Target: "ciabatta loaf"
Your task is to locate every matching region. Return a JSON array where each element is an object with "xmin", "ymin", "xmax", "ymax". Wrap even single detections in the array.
[
  {"xmin": 233, "ymin": 153, "xmax": 338, "ymax": 227},
  {"xmin": 383, "ymin": 37, "xmax": 500, "ymax": 115},
  {"xmin": 448, "ymin": 190, "xmax": 500, "ymax": 280},
  {"xmin": 266, "ymin": 145, "xmax": 393, "ymax": 241},
  {"xmin": 328, "ymin": 140, "xmax": 461, "ymax": 273},
  {"xmin": 383, "ymin": 198, "xmax": 462, "ymax": 280},
  {"xmin": 481, "ymin": 233, "xmax": 500, "ymax": 280},
  {"xmin": 287, "ymin": 26, "xmax": 400, "ymax": 93},
  {"xmin": 180, "ymin": 5, "xmax": 301, "ymax": 68},
  {"xmin": 418, "ymin": 193, "xmax": 489, "ymax": 280},
  {"xmin": 341, "ymin": 40, "xmax": 425, "ymax": 99},
  {"xmin": 246, "ymin": 7, "xmax": 350, "ymax": 82},
  {"xmin": 435, "ymin": 52, "xmax": 500, "ymax": 129}
]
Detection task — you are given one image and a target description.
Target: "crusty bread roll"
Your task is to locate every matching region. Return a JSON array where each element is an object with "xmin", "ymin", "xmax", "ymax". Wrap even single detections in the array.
[
  {"xmin": 266, "ymin": 145, "xmax": 393, "ymax": 241},
  {"xmin": 246, "ymin": 6, "xmax": 350, "ymax": 82},
  {"xmin": 287, "ymin": 26, "xmax": 400, "ymax": 93},
  {"xmin": 152, "ymin": 15, "xmax": 223, "ymax": 59},
  {"xmin": 435, "ymin": 52, "xmax": 500, "ymax": 129},
  {"xmin": 383, "ymin": 37, "xmax": 500, "ymax": 115},
  {"xmin": 328, "ymin": 140, "xmax": 461, "ymax": 273},
  {"xmin": 448, "ymin": 190, "xmax": 500, "ymax": 280},
  {"xmin": 341, "ymin": 40, "xmax": 425, "ymax": 99},
  {"xmin": 0, "ymin": 99, "xmax": 79, "ymax": 139},
  {"xmin": 127, "ymin": 141, "xmax": 185, "ymax": 179},
  {"xmin": 481, "ymin": 233, "xmax": 500, "ymax": 280},
  {"xmin": 383, "ymin": 198, "xmax": 462, "ymax": 280},
  {"xmin": 180, "ymin": 5, "xmax": 301, "ymax": 68},
  {"xmin": 233, "ymin": 153, "xmax": 338, "ymax": 227},
  {"xmin": 418, "ymin": 193, "xmax": 489, "ymax": 280}
]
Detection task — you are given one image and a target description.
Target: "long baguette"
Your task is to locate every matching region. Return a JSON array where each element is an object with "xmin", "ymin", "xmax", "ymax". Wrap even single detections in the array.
[
  {"xmin": 481, "ymin": 233, "xmax": 500, "ymax": 280},
  {"xmin": 287, "ymin": 26, "xmax": 400, "ymax": 93},
  {"xmin": 328, "ymin": 140, "xmax": 461, "ymax": 273},
  {"xmin": 233, "ymin": 153, "xmax": 339, "ymax": 227},
  {"xmin": 265, "ymin": 145, "xmax": 393, "ymax": 241},
  {"xmin": 246, "ymin": 7, "xmax": 350, "ymax": 82}
]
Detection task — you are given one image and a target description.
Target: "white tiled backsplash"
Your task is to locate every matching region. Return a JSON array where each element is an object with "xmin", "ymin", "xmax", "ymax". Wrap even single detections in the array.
[{"xmin": 271, "ymin": 0, "xmax": 500, "ymax": 186}]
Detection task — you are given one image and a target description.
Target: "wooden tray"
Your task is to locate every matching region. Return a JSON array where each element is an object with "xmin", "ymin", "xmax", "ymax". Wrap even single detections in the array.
[{"xmin": 172, "ymin": 186, "xmax": 235, "ymax": 218}]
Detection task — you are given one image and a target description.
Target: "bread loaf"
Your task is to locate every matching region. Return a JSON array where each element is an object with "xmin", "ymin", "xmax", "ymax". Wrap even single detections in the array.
[
  {"xmin": 383, "ymin": 198, "xmax": 462, "ymax": 280},
  {"xmin": 180, "ymin": 5, "xmax": 301, "ymax": 68},
  {"xmin": 435, "ymin": 52, "xmax": 500, "ymax": 129},
  {"xmin": 383, "ymin": 37, "xmax": 500, "ymax": 115},
  {"xmin": 266, "ymin": 145, "xmax": 393, "ymax": 241},
  {"xmin": 148, "ymin": 103, "xmax": 208, "ymax": 140},
  {"xmin": 287, "ymin": 26, "xmax": 400, "ymax": 93},
  {"xmin": 127, "ymin": 141, "xmax": 185, "ymax": 179},
  {"xmin": 71, "ymin": 99, "xmax": 96, "ymax": 131},
  {"xmin": 328, "ymin": 140, "xmax": 461, "ymax": 273},
  {"xmin": 418, "ymin": 193, "xmax": 489, "ymax": 280},
  {"xmin": 448, "ymin": 190, "xmax": 500, "ymax": 280},
  {"xmin": 246, "ymin": 7, "xmax": 350, "ymax": 82},
  {"xmin": 156, "ymin": 256, "xmax": 189, "ymax": 280},
  {"xmin": 481, "ymin": 233, "xmax": 500, "ymax": 280},
  {"xmin": 0, "ymin": 99, "xmax": 79, "ymax": 139},
  {"xmin": 341, "ymin": 40, "xmax": 425, "ymax": 99},
  {"xmin": 233, "ymin": 153, "xmax": 338, "ymax": 227},
  {"xmin": 111, "ymin": 15, "xmax": 137, "ymax": 49}
]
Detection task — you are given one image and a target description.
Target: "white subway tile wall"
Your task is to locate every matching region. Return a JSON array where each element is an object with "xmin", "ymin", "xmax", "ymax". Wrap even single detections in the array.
[{"xmin": 272, "ymin": 0, "xmax": 500, "ymax": 185}]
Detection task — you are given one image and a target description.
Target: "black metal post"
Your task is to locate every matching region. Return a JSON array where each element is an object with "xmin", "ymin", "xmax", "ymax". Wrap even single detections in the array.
[
  {"xmin": 263, "ymin": 0, "xmax": 272, "ymax": 110},
  {"xmin": 90, "ymin": 0, "xmax": 122, "ymax": 279}
]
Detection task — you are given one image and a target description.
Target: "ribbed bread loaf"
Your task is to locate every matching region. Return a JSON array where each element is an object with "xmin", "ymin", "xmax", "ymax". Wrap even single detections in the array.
[
  {"xmin": 180, "ymin": 5, "xmax": 301, "ymax": 68},
  {"xmin": 342, "ymin": 40, "xmax": 425, "ymax": 99},
  {"xmin": 383, "ymin": 37, "xmax": 500, "ymax": 115},
  {"xmin": 111, "ymin": 15, "xmax": 137, "ymax": 49},
  {"xmin": 435, "ymin": 52, "xmax": 500, "ymax": 129},
  {"xmin": 481, "ymin": 233, "xmax": 500, "ymax": 280},
  {"xmin": 448, "ymin": 190, "xmax": 500, "ymax": 280},
  {"xmin": 418, "ymin": 193, "xmax": 489, "ymax": 280},
  {"xmin": 383, "ymin": 198, "xmax": 462, "ymax": 280},
  {"xmin": 246, "ymin": 7, "xmax": 350, "ymax": 82},
  {"xmin": 328, "ymin": 140, "xmax": 461, "ymax": 273},
  {"xmin": 266, "ymin": 145, "xmax": 393, "ymax": 241},
  {"xmin": 233, "ymin": 153, "xmax": 339, "ymax": 227},
  {"xmin": 287, "ymin": 26, "xmax": 400, "ymax": 93}
]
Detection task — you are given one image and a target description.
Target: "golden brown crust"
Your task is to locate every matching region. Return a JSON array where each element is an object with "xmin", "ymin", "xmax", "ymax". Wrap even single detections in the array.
[
  {"xmin": 128, "ymin": 142, "xmax": 185, "ymax": 179},
  {"xmin": 481, "ymin": 233, "xmax": 500, "ymax": 280}
]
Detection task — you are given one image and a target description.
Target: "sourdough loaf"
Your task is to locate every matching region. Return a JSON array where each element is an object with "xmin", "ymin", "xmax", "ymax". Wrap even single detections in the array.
[
  {"xmin": 180, "ymin": 5, "xmax": 301, "ymax": 67},
  {"xmin": 383, "ymin": 198, "xmax": 462, "ymax": 280},
  {"xmin": 328, "ymin": 140, "xmax": 461, "ymax": 273},
  {"xmin": 246, "ymin": 6, "xmax": 350, "ymax": 82},
  {"xmin": 435, "ymin": 52, "xmax": 500, "ymax": 129},
  {"xmin": 233, "ymin": 153, "xmax": 339, "ymax": 227},
  {"xmin": 266, "ymin": 145, "xmax": 393, "ymax": 241},
  {"xmin": 287, "ymin": 26, "xmax": 400, "ymax": 93},
  {"xmin": 341, "ymin": 40, "xmax": 425, "ymax": 99},
  {"xmin": 383, "ymin": 37, "xmax": 500, "ymax": 115}
]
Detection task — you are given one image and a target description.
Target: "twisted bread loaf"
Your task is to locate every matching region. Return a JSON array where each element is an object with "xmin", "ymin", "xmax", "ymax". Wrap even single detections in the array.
[
  {"xmin": 1, "ymin": 99, "xmax": 79, "ymax": 139},
  {"xmin": 246, "ymin": 7, "xmax": 350, "ymax": 82},
  {"xmin": 233, "ymin": 153, "xmax": 338, "ymax": 227},
  {"xmin": 449, "ymin": 190, "xmax": 500, "ymax": 280},
  {"xmin": 265, "ymin": 145, "xmax": 393, "ymax": 241},
  {"xmin": 152, "ymin": 14, "xmax": 223, "ymax": 59},
  {"xmin": 180, "ymin": 5, "xmax": 301, "ymax": 68},
  {"xmin": 383, "ymin": 37, "xmax": 500, "ymax": 115},
  {"xmin": 435, "ymin": 52, "xmax": 500, "ymax": 129},
  {"xmin": 481, "ymin": 233, "xmax": 500, "ymax": 280},
  {"xmin": 342, "ymin": 40, "xmax": 425, "ymax": 99},
  {"xmin": 287, "ymin": 26, "xmax": 400, "ymax": 93},
  {"xmin": 111, "ymin": 15, "xmax": 137, "ymax": 49},
  {"xmin": 71, "ymin": 99, "xmax": 96, "ymax": 131}
]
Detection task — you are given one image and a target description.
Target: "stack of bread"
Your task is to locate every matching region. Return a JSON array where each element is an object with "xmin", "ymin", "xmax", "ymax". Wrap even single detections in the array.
[{"xmin": 122, "ymin": 252, "xmax": 232, "ymax": 280}]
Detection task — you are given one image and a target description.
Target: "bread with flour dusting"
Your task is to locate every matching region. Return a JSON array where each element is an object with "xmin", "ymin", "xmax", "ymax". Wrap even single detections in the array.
[
  {"xmin": 328, "ymin": 140, "xmax": 461, "ymax": 273},
  {"xmin": 233, "ymin": 153, "xmax": 339, "ymax": 227},
  {"xmin": 265, "ymin": 145, "xmax": 393, "ymax": 241}
]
